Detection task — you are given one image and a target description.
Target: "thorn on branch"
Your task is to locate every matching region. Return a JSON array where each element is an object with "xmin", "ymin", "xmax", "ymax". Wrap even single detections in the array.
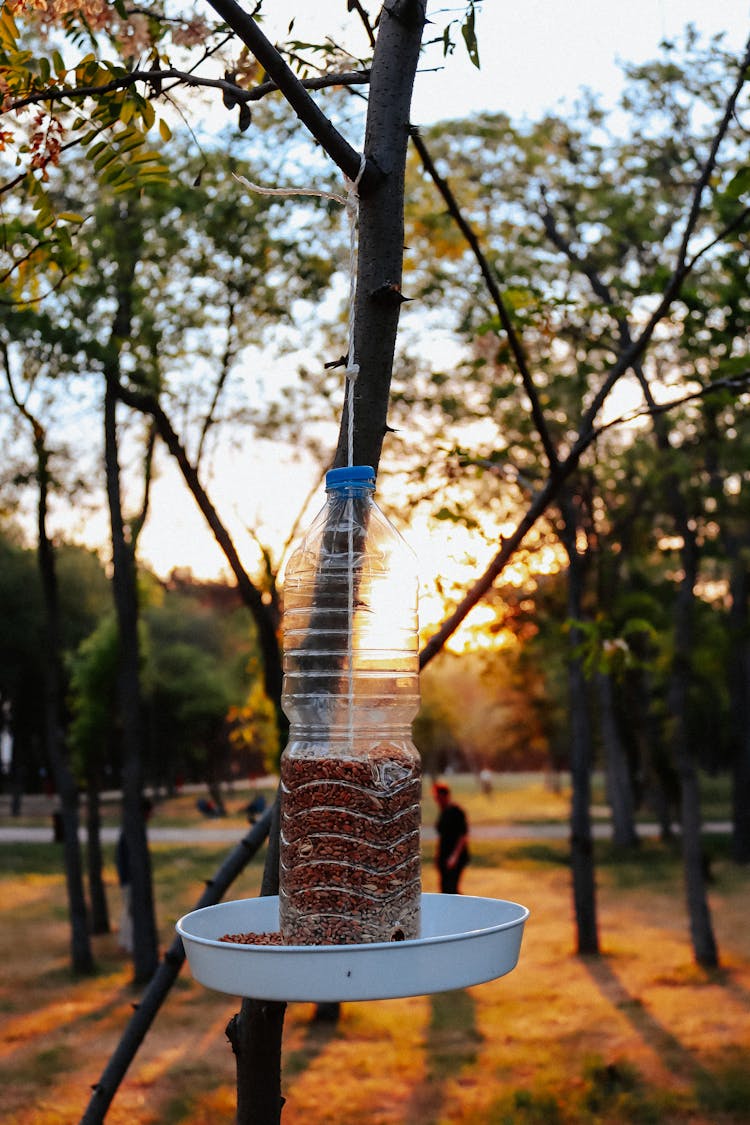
[
  {"xmin": 324, "ymin": 355, "xmax": 348, "ymax": 370},
  {"xmin": 371, "ymin": 282, "xmax": 412, "ymax": 305}
]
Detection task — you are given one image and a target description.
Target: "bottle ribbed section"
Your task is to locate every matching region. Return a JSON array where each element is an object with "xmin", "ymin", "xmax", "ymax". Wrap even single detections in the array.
[{"xmin": 279, "ymin": 737, "xmax": 421, "ymax": 944}]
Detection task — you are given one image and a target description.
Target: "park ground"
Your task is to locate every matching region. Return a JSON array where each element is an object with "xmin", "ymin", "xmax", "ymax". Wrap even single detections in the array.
[{"xmin": 1, "ymin": 775, "xmax": 749, "ymax": 1124}]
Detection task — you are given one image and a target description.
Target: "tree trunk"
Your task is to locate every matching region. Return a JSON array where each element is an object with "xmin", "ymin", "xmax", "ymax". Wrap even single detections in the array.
[
  {"xmin": 560, "ymin": 508, "xmax": 599, "ymax": 956},
  {"xmin": 334, "ymin": 0, "xmax": 428, "ymax": 473},
  {"xmin": 669, "ymin": 526, "xmax": 719, "ymax": 967},
  {"xmin": 728, "ymin": 555, "xmax": 750, "ymax": 863},
  {"xmin": 630, "ymin": 360, "xmax": 719, "ymax": 965},
  {"xmin": 86, "ymin": 764, "xmax": 111, "ymax": 935},
  {"xmin": 568, "ymin": 649, "xmax": 599, "ymax": 955},
  {"xmin": 228, "ymin": 799, "xmax": 287, "ymax": 1125},
  {"xmin": 35, "ymin": 436, "xmax": 95, "ymax": 975},
  {"xmin": 597, "ymin": 670, "xmax": 639, "ymax": 849},
  {"xmin": 104, "ymin": 373, "xmax": 160, "ymax": 983}
]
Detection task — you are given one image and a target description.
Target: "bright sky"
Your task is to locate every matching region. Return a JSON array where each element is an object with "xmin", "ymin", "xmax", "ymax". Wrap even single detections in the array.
[
  {"xmin": 132, "ymin": 0, "xmax": 750, "ymax": 618},
  {"xmin": 253, "ymin": 0, "xmax": 750, "ymax": 127}
]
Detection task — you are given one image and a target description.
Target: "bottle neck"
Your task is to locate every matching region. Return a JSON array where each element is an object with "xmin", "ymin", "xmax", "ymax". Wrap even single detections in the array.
[{"xmin": 326, "ymin": 486, "xmax": 374, "ymax": 500}]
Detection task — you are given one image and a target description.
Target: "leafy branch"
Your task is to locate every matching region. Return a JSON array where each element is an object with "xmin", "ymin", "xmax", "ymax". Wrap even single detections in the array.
[
  {"xmin": 7, "ymin": 65, "xmax": 371, "ymax": 115},
  {"xmin": 419, "ymin": 34, "xmax": 750, "ymax": 667}
]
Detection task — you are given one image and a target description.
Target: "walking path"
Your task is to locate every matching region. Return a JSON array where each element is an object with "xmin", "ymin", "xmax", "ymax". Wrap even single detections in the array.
[{"xmin": 0, "ymin": 820, "xmax": 732, "ymax": 845}]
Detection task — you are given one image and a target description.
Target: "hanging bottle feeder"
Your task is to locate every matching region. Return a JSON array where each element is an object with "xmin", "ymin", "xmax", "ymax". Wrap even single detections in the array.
[{"xmin": 177, "ymin": 466, "xmax": 528, "ymax": 1002}]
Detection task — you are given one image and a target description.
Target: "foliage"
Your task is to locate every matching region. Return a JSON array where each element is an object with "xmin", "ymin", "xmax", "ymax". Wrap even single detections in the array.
[
  {"xmin": 394, "ymin": 31, "xmax": 750, "ymax": 806},
  {"xmin": 417, "ymin": 645, "xmax": 552, "ymax": 773},
  {"xmin": 228, "ymin": 677, "xmax": 280, "ymax": 775},
  {"xmin": 0, "ymin": 527, "xmax": 110, "ymax": 787},
  {"xmin": 67, "ymin": 574, "xmax": 269, "ymax": 790}
]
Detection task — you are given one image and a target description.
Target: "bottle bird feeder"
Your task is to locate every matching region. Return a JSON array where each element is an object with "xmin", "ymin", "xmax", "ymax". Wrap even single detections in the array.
[{"xmin": 177, "ymin": 468, "xmax": 528, "ymax": 1001}]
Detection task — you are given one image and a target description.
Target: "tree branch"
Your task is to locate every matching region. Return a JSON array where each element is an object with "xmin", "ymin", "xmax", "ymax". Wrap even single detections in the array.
[
  {"xmin": 411, "ymin": 126, "xmax": 560, "ymax": 473},
  {"xmin": 112, "ymin": 378, "xmax": 284, "ymax": 716},
  {"xmin": 7, "ymin": 67, "xmax": 371, "ymax": 114},
  {"xmin": 80, "ymin": 808, "xmax": 274, "ymax": 1124},
  {"xmin": 203, "ymin": 0, "xmax": 380, "ymax": 192},
  {"xmin": 593, "ymin": 370, "xmax": 750, "ymax": 439}
]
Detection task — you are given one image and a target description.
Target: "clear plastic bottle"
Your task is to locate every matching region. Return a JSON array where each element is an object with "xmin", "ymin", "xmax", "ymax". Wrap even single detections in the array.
[{"xmin": 279, "ymin": 465, "xmax": 421, "ymax": 945}]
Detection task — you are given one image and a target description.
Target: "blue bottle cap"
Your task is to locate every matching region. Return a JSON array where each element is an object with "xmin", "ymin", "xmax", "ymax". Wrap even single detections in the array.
[{"xmin": 325, "ymin": 465, "xmax": 376, "ymax": 491}]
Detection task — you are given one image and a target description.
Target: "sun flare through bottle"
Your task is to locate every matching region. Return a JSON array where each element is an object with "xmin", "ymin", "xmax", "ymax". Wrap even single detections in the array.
[{"xmin": 279, "ymin": 465, "xmax": 421, "ymax": 945}]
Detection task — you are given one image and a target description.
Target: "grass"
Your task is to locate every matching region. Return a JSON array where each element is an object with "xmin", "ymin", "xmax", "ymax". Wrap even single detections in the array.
[{"xmin": 1, "ymin": 777, "xmax": 748, "ymax": 1123}]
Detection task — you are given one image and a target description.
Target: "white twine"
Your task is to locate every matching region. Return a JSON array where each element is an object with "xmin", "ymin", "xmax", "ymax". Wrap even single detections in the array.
[
  {"xmin": 343, "ymin": 154, "xmax": 366, "ymax": 468},
  {"xmin": 342, "ymin": 157, "xmax": 366, "ymax": 740},
  {"xmin": 234, "ymin": 162, "xmax": 366, "ymax": 466}
]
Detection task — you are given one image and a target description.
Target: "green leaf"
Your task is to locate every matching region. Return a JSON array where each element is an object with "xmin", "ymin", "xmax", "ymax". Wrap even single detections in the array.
[
  {"xmin": 93, "ymin": 146, "xmax": 120, "ymax": 173},
  {"xmin": 141, "ymin": 100, "xmax": 156, "ymax": 130},
  {"xmin": 158, "ymin": 118, "xmax": 172, "ymax": 142},
  {"xmin": 128, "ymin": 149, "xmax": 164, "ymax": 165},
  {"xmin": 86, "ymin": 140, "xmax": 108, "ymax": 160},
  {"xmin": 725, "ymin": 166, "xmax": 750, "ymax": 200},
  {"xmin": 0, "ymin": 6, "xmax": 19, "ymax": 52},
  {"xmin": 116, "ymin": 130, "xmax": 147, "ymax": 154},
  {"xmin": 461, "ymin": 2, "xmax": 480, "ymax": 69}
]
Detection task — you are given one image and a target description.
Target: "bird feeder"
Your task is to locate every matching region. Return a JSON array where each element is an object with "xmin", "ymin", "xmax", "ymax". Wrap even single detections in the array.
[
  {"xmin": 177, "ymin": 467, "xmax": 528, "ymax": 1002},
  {"xmin": 177, "ymin": 893, "xmax": 528, "ymax": 1002}
]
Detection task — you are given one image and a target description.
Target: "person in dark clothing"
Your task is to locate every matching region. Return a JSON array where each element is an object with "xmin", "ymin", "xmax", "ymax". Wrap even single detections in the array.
[{"xmin": 433, "ymin": 781, "xmax": 469, "ymax": 893}]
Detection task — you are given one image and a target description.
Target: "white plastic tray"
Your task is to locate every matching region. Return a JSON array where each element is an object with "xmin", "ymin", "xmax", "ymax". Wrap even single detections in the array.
[{"xmin": 176, "ymin": 893, "xmax": 528, "ymax": 1002}]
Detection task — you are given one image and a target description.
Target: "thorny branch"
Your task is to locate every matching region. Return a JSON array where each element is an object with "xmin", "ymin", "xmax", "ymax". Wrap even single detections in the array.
[
  {"xmin": 6, "ymin": 66, "xmax": 370, "ymax": 115},
  {"xmin": 203, "ymin": 0, "xmax": 379, "ymax": 192}
]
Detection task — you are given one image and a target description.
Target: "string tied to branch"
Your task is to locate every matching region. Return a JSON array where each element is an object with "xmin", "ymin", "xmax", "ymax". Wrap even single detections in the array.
[{"xmin": 235, "ymin": 154, "xmax": 366, "ymax": 467}]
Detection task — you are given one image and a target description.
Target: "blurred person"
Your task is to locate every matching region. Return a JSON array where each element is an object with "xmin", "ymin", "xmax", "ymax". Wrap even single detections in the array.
[{"xmin": 432, "ymin": 781, "xmax": 470, "ymax": 893}]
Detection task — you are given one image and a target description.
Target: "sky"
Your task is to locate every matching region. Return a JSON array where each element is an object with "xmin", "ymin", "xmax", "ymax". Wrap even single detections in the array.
[
  {"xmin": 254, "ymin": 0, "xmax": 750, "ymax": 127},
  {"xmin": 129, "ymin": 1, "xmax": 750, "ymax": 601}
]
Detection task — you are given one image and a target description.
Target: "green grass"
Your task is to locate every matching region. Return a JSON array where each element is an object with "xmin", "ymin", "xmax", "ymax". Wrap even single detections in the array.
[
  {"xmin": 0, "ymin": 843, "xmax": 65, "ymax": 876},
  {"xmin": 694, "ymin": 1048, "xmax": 750, "ymax": 1115}
]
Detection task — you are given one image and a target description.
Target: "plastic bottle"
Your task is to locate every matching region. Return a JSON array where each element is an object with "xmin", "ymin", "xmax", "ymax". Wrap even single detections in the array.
[{"xmin": 279, "ymin": 465, "xmax": 421, "ymax": 945}]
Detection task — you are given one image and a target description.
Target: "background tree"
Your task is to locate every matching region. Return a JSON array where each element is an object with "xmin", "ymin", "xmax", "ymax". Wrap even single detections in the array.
[{"xmin": 398, "ymin": 28, "xmax": 750, "ymax": 962}]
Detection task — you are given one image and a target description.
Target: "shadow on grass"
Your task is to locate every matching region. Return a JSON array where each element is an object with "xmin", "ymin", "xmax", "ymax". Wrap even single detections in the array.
[
  {"xmin": 157, "ymin": 1058, "xmax": 230, "ymax": 1125},
  {"xmin": 581, "ymin": 955, "xmax": 708, "ymax": 1085},
  {"xmin": 717, "ymin": 969, "xmax": 750, "ymax": 1008},
  {"xmin": 282, "ymin": 1006, "xmax": 345, "ymax": 1082},
  {"xmin": 403, "ymin": 987, "xmax": 482, "ymax": 1125}
]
